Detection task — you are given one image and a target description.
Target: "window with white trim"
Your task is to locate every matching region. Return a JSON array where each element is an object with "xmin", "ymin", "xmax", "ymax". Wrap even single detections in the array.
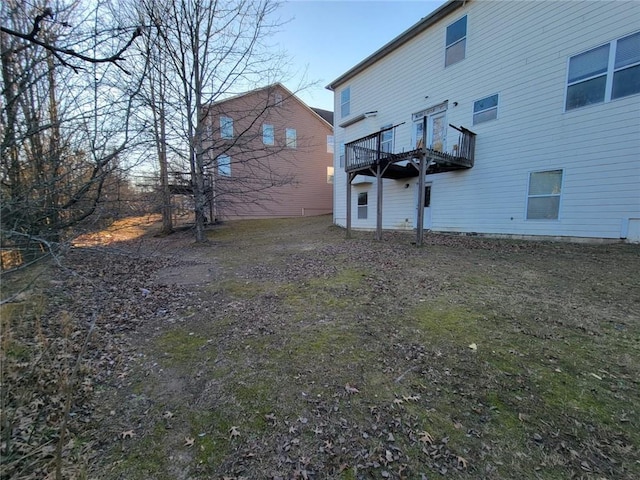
[
  {"xmin": 473, "ymin": 94, "xmax": 498, "ymax": 124},
  {"xmin": 327, "ymin": 166, "xmax": 334, "ymax": 184},
  {"xmin": 327, "ymin": 135, "xmax": 334, "ymax": 154},
  {"xmin": 217, "ymin": 154, "xmax": 231, "ymax": 177},
  {"xmin": 341, "ymin": 86, "xmax": 351, "ymax": 118},
  {"xmin": 285, "ymin": 128, "xmax": 297, "ymax": 148},
  {"xmin": 566, "ymin": 31, "xmax": 640, "ymax": 110},
  {"xmin": 357, "ymin": 191, "xmax": 368, "ymax": 219},
  {"xmin": 527, "ymin": 169, "xmax": 563, "ymax": 220},
  {"xmin": 263, "ymin": 124, "xmax": 274, "ymax": 145},
  {"xmin": 445, "ymin": 15, "xmax": 467, "ymax": 67},
  {"xmin": 339, "ymin": 142, "xmax": 345, "ymax": 168},
  {"xmin": 380, "ymin": 125, "xmax": 393, "ymax": 153},
  {"xmin": 220, "ymin": 116, "xmax": 233, "ymax": 139}
]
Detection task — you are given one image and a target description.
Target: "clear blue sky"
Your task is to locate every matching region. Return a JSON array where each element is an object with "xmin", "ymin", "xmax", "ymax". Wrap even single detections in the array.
[{"xmin": 273, "ymin": 0, "xmax": 447, "ymax": 112}]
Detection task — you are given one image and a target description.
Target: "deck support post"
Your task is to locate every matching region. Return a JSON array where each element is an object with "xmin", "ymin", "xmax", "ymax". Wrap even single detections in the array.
[
  {"xmin": 416, "ymin": 116, "xmax": 428, "ymax": 247},
  {"xmin": 346, "ymin": 172, "xmax": 355, "ymax": 239},
  {"xmin": 376, "ymin": 163, "xmax": 383, "ymax": 241}
]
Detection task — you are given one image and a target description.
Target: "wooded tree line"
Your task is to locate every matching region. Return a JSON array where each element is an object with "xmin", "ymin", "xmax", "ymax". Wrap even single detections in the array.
[{"xmin": 1, "ymin": 0, "xmax": 295, "ymax": 263}]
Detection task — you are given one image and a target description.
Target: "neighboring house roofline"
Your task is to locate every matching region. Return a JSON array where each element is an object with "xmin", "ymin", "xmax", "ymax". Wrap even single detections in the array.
[
  {"xmin": 326, "ymin": 0, "xmax": 466, "ymax": 91},
  {"xmin": 207, "ymin": 82, "xmax": 334, "ymax": 129},
  {"xmin": 311, "ymin": 108, "xmax": 334, "ymax": 126}
]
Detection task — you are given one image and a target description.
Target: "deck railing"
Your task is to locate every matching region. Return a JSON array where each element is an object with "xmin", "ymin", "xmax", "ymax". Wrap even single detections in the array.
[
  {"xmin": 449, "ymin": 124, "xmax": 476, "ymax": 166},
  {"xmin": 345, "ymin": 129, "xmax": 386, "ymax": 172},
  {"xmin": 345, "ymin": 124, "xmax": 476, "ymax": 173}
]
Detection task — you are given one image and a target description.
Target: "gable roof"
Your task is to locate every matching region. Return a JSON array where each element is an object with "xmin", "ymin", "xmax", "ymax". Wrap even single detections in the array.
[
  {"xmin": 327, "ymin": 0, "xmax": 465, "ymax": 91},
  {"xmin": 209, "ymin": 83, "xmax": 334, "ymax": 129}
]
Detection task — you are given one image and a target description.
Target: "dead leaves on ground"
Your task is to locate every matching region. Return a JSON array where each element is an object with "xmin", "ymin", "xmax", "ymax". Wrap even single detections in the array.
[
  {"xmin": 344, "ymin": 383, "xmax": 360, "ymax": 394},
  {"xmin": 184, "ymin": 436, "xmax": 195, "ymax": 447},
  {"xmin": 1, "ymin": 249, "xmax": 190, "ymax": 480}
]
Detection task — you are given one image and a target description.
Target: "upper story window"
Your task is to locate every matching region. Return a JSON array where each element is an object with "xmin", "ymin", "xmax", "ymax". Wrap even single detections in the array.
[
  {"xmin": 473, "ymin": 94, "xmax": 499, "ymax": 124},
  {"xmin": 341, "ymin": 86, "xmax": 351, "ymax": 118},
  {"xmin": 445, "ymin": 15, "xmax": 467, "ymax": 67},
  {"xmin": 380, "ymin": 125, "xmax": 393, "ymax": 153},
  {"xmin": 220, "ymin": 116, "xmax": 233, "ymax": 138},
  {"xmin": 285, "ymin": 128, "xmax": 297, "ymax": 148},
  {"xmin": 327, "ymin": 135, "xmax": 334, "ymax": 154},
  {"xmin": 566, "ymin": 31, "xmax": 640, "ymax": 110},
  {"xmin": 263, "ymin": 124, "xmax": 274, "ymax": 145},
  {"xmin": 217, "ymin": 154, "xmax": 231, "ymax": 176},
  {"xmin": 275, "ymin": 93, "xmax": 283, "ymax": 105}
]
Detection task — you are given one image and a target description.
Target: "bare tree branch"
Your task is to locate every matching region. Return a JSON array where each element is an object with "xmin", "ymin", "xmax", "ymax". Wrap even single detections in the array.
[{"xmin": 0, "ymin": 8, "xmax": 142, "ymax": 74}]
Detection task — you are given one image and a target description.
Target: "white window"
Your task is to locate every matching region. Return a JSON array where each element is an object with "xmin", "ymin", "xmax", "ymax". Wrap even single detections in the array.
[
  {"xmin": 275, "ymin": 93, "xmax": 283, "ymax": 105},
  {"xmin": 220, "ymin": 116, "xmax": 233, "ymax": 139},
  {"xmin": 341, "ymin": 86, "xmax": 351, "ymax": 118},
  {"xmin": 566, "ymin": 31, "xmax": 640, "ymax": 110},
  {"xmin": 285, "ymin": 128, "xmax": 297, "ymax": 148},
  {"xmin": 327, "ymin": 135, "xmax": 334, "ymax": 154},
  {"xmin": 357, "ymin": 191, "xmax": 368, "ymax": 219},
  {"xmin": 327, "ymin": 166, "xmax": 334, "ymax": 184},
  {"xmin": 339, "ymin": 143, "xmax": 345, "ymax": 168},
  {"xmin": 445, "ymin": 15, "xmax": 467, "ymax": 67},
  {"xmin": 527, "ymin": 170, "xmax": 563, "ymax": 220},
  {"xmin": 380, "ymin": 125, "xmax": 393, "ymax": 153},
  {"xmin": 473, "ymin": 94, "xmax": 499, "ymax": 124},
  {"xmin": 263, "ymin": 124, "xmax": 274, "ymax": 145},
  {"xmin": 217, "ymin": 154, "xmax": 231, "ymax": 176}
]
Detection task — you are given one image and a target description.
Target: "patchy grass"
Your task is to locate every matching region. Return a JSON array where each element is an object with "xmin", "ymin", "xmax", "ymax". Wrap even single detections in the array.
[
  {"xmin": 154, "ymin": 329, "xmax": 209, "ymax": 365},
  {"xmin": 4, "ymin": 216, "xmax": 639, "ymax": 479}
]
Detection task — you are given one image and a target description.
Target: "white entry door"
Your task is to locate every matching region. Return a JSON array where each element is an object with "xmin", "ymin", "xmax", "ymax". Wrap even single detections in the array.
[{"xmin": 415, "ymin": 183, "xmax": 432, "ymax": 229}]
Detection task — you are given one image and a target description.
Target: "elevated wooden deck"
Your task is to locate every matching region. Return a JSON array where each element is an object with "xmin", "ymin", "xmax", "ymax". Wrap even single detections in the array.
[
  {"xmin": 167, "ymin": 171, "xmax": 214, "ymax": 196},
  {"xmin": 344, "ymin": 123, "xmax": 476, "ymax": 245},
  {"xmin": 345, "ymin": 124, "xmax": 475, "ymax": 179}
]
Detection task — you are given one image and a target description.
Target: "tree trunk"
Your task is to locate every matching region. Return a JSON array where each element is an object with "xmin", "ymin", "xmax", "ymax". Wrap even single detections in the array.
[{"xmin": 149, "ymin": 60, "xmax": 173, "ymax": 234}]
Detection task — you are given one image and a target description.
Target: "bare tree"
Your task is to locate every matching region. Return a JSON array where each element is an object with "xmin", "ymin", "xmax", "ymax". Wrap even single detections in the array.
[
  {"xmin": 138, "ymin": 0, "xmax": 293, "ymax": 242},
  {"xmin": 0, "ymin": 0, "xmax": 144, "ymax": 263}
]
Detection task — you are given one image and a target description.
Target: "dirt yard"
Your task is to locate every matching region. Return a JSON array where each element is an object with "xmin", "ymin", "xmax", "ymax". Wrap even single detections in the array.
[{"xmin": 2, "ymin": 215, "xmax": 639, "ymax": 479}]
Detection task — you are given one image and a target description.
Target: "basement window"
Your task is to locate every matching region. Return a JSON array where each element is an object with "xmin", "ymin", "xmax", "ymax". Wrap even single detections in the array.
[
  {"xmin": 527, "ymin": 169, "xmax": 563, "ymax": 220},
  {"xmin": 357, "ymin": 191, "xmax": 368, "ymax": 219}
]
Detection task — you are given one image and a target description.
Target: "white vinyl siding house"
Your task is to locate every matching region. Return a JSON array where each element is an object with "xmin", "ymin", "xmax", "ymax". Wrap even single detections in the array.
[{"xmin": 329, "ymin": 0, "xmax": 640, "ymax": 242}]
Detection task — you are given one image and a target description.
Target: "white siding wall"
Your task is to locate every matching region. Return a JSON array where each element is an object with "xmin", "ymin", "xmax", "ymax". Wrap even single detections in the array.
[{"xmin": 333, "ymin": 0, "xmax": 640, "ymax": 240}]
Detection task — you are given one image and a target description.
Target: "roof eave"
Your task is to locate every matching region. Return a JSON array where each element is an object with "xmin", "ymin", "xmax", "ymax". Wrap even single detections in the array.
[{"xmin": 326, "ymin": 0, "xmax": 466, "ymax": 91}]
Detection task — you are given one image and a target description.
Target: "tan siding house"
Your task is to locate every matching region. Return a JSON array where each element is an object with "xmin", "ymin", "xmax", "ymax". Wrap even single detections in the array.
[{"xmin": 204, "ymin": 84, "xmax": 333, "ymax": 220}]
